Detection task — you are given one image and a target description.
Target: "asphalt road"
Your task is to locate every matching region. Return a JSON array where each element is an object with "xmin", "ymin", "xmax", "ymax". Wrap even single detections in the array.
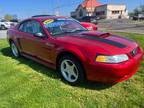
[
  {"xmin": 0, "ymin": 30, "xmax": 7, "ymax": 39},
  {"xmin": 98, "ymin": 19, "xmax": 144, "ymax": 34}
]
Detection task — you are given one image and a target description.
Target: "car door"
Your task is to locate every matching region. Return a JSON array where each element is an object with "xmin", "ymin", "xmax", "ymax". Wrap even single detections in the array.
[
  {"xmin": 18, "ymin": 20, "xmax": 36, "ymax": 56},
  {"xmin": 30, "ymin": 20, "xmax": 55, "ymax": 63}
]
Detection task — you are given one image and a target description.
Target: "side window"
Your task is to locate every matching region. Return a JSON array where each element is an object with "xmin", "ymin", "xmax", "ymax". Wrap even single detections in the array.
[
  {"xmin": 19, "ymin": 21, "xmax": 33, "ymax": 33},
  {"xmin": 19, "ymin": 22, "xmax": 26, "ymax": 32},
  {"xmin": 19, "ymin": 20, "xmax": 44, "ymax": 35},
  {"xmin": 25, "ymin": 21, "xmax": 34, "ymax": 34},
  {"xmin": 31, "ymin": 21, "xmax": 44, "ymax": 34}
]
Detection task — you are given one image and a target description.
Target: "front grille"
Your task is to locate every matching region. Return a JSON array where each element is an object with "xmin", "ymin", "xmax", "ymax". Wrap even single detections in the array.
[{"xmin": 130, "ymin": 47, "xmax": 138, "ymax": 56}]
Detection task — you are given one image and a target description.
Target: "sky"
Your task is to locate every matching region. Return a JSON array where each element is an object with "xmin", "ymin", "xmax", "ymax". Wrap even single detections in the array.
[{"xmin": 0, "ymin": 0, "xmax": 144, "ymax": 19}]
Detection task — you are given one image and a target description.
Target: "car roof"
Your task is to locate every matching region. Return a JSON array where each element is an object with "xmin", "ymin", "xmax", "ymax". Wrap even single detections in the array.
[
  {"xmin": 31, "ymin": 15, "xmax": 69, "ymax": 21},
  {"xmin": 19, "ymin": 15, "xmax": 73, "ymax": 24}
]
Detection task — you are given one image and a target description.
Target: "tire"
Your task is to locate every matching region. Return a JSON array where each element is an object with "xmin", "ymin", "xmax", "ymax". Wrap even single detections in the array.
[
  {"xmin": 10, "ymin": 41, "xmax": 20, "ymax": 57},
  {"xmin": 1, "ymin": 25, "xmax": 6, "ymax": 30},
  {"xmin": 58, "ymin": 55, "xmax": 85, "ymax": 85}
]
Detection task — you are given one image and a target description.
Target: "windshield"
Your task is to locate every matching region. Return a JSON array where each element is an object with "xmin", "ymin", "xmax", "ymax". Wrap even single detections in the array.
[{"xmin": 43, "ymin": 18, "xmax": 87, "ymax": 36}]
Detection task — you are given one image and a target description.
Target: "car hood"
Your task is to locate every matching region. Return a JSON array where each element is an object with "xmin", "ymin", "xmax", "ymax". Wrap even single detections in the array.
[{"xmin": 55, "ymin": 31, "xmax": 138, "ymax": 55}]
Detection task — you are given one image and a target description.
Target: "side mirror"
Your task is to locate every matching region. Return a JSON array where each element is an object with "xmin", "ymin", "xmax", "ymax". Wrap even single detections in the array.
[{"xmin": 34, "ymin": 32, "xmax": 46, "ymax": 38}]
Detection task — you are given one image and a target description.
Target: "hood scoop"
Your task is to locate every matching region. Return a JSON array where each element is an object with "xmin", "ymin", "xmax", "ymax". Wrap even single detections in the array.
[
  {"xmin": 78, "ymin": 31, "xmax": 127, "ymax": 48},
  {"xmin": 80, "ymin": 31, "xmax": 111, "ymax": 38}
]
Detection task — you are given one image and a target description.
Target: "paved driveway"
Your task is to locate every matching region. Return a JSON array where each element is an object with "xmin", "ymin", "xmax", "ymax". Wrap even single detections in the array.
[
  {"xmin": 98, "ymin": 19, "xmax": 144, "ymax": 34},
  {"xmin": 0, "ymin": 30, "xmax": 7, "ymax": 39}
]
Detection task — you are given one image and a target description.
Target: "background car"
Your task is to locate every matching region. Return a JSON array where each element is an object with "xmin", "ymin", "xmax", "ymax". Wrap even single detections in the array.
[
  {"xmin": 10, "ymin": 19, "xmax": 19, "ymax": 26},
  {"xmin": 80, "ymin": 22, "xmax": 98, "ymax": 31},
  {"xmin": 131, "ymin": 14, "xmax": 144, "ymax": 21},
  {"xmin": 0, "ymin": 20, "xmax": 13, "ymax": 30},
  {"xmin": 78, "ymin": 16, "xmax": 98, "ymax": 24}
]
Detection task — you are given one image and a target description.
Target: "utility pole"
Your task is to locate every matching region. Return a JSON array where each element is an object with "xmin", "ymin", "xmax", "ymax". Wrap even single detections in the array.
[
  {"xmin": 55, "ymin": 0, "xmax": 60, "ymax": 16},
  {"xmin": 91, "ymin": 0, "xmax": 92, "ymax": 16}
]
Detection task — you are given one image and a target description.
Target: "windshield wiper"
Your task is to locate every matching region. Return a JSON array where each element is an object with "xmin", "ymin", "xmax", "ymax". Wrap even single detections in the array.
[
  {"xmin": 52, "ymin": 31, "xmax": 74, "ymax": 36},
  {"xmin": 72, "ymin": 29, "xmax": 88, "ymax": 32},
  {"xmin": 52, "ymin": 29, "xmax": 88, "ymax": 36}
]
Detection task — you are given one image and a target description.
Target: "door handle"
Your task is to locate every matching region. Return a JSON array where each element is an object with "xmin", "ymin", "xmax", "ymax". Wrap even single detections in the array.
[
  {"xmin": 35, "ymin": 37, "xmax": 41, "ymax": 42},
  {"xmin": 46, "ymin": 43, "xmax": 55, "ymax": 47}
]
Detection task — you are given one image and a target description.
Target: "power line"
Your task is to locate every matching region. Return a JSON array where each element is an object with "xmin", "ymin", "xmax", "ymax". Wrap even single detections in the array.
[
  {"xmin": 55, "ymin": 1, "xmax": 82, "ymax": 9},
  {"xmin": 49, "ymin": 0, "xmax": 83, "ymax": 13},
  {"xmin": 55, "ymin": 0, "xmax": 60, "ymax": 16}
]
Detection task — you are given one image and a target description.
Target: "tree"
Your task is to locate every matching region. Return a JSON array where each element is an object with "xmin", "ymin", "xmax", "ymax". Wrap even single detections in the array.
[
  {"xmin": 128, "ymin": 12, "xmax": 134, "ymax": 17},
  {"xmin": 130, "ymin": 5, "xmax": 144, "ymax": 17},
  {"xmin": 4, "ymin": 14, "xmax": 13, "ymax": 21},
  {"xmin": 139, "ymin": 5, "xmax": 144, "ymax": 13},
  {"xmin": 133, "ymin": 8, "xmax": 139, "ymax": 16},
  {"xmin": 12, "ymin": 14, "xmax": 18, "ymax": 20}
]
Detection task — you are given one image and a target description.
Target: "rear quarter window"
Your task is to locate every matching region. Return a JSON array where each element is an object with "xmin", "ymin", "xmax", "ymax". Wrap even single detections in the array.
[{"xmin": 18, "ymin": 22, "xmax": 27, "ymax": 32}]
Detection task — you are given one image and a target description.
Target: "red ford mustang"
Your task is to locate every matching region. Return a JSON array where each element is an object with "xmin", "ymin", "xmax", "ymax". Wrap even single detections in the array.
[{"xmin": 7, "ymin": 15, "xmax": 143, "ymax": 85}]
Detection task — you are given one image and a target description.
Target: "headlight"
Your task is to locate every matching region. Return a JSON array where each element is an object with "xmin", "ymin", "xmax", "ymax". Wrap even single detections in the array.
[
  {"xmin": 87, "ymin": 26, "xmax": 93, "ymax": 31},
  {"xmin": 95, "ymin": 54, "xmax": 129, "ymax": 63}
]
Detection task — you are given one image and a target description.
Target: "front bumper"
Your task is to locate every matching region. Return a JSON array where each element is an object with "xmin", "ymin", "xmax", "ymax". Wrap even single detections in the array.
[{"xmin": 85, "ymin": 50, "xmax": 143, "ymax": 83}]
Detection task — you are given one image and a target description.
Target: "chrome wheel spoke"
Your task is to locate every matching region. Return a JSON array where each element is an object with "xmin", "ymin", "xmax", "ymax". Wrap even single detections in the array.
[
  {"xmin": 70, "ymin": 72, "xmax": 77, "ymax": 79},
  {"xmin": 64, "ymin": 61, "xmax": 69, "ymax": 67},
  {"xmin": 69, "ymin": 65, "xmax": 77, "ymax": 77},
  {"xmin": 67, "ymin": 72, "xmax": 73, "ymax": 80}
]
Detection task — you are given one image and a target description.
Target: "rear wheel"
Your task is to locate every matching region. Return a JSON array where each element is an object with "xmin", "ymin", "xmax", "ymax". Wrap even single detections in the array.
[
  {"xmin": 58, "ymin": 56, "xmax": 85, "ymax": 85},
  {"xmin": 10, "ymin": 42, "xmax": 20, "ymax": 57}
]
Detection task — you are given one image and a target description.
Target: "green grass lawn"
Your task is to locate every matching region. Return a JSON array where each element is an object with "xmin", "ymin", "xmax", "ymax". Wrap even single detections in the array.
[{"xmin": 0, "ymin": 33, "xmax": 144, "ymax": 108}]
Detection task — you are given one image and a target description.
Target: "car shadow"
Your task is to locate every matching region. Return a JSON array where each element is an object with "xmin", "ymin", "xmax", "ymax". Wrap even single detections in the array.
[{"xmin": 1, "ymin": 47, "xmax": 114, "ymax": 90}]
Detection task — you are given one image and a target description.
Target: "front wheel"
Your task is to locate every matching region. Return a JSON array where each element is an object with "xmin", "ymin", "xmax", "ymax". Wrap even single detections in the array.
[
  {"xmin": 58, "ymin": 56, "xmax": 85, "ymax": 85},
  {"xmin": 10, "ymin": 42, "xmax": 20, "ymax": 57}
]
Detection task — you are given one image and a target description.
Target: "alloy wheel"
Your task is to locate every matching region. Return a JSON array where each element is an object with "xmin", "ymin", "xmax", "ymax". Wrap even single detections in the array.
[
  {"xmin": 11, "ymin": 42, "xmax": 19, "ymax": 57},
  {"xmin": 60, "ymin": 59, "xmax": 79, "ymax": 83}
]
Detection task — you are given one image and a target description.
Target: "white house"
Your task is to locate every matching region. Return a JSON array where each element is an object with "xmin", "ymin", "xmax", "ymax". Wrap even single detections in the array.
[
  {"xmin": 71, "ymin": 0, "xmax": 101, "ymax": 19},
  {"xmin": 71, "ymin": 0, "xmax": 129, "ymax": 19}
]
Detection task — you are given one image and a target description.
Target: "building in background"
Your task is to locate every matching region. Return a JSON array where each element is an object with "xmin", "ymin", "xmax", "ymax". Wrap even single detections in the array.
[
  {"xmin": 71, "ymin": 0, "xmax": 129, "ymax": 20},
  {"xmin": 95, "ymin": 4, "xmax": 129, "ymax": 19},
  {"xmin": 71, "ymin": 0, "xmax": 101, "ymax": 19}
]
